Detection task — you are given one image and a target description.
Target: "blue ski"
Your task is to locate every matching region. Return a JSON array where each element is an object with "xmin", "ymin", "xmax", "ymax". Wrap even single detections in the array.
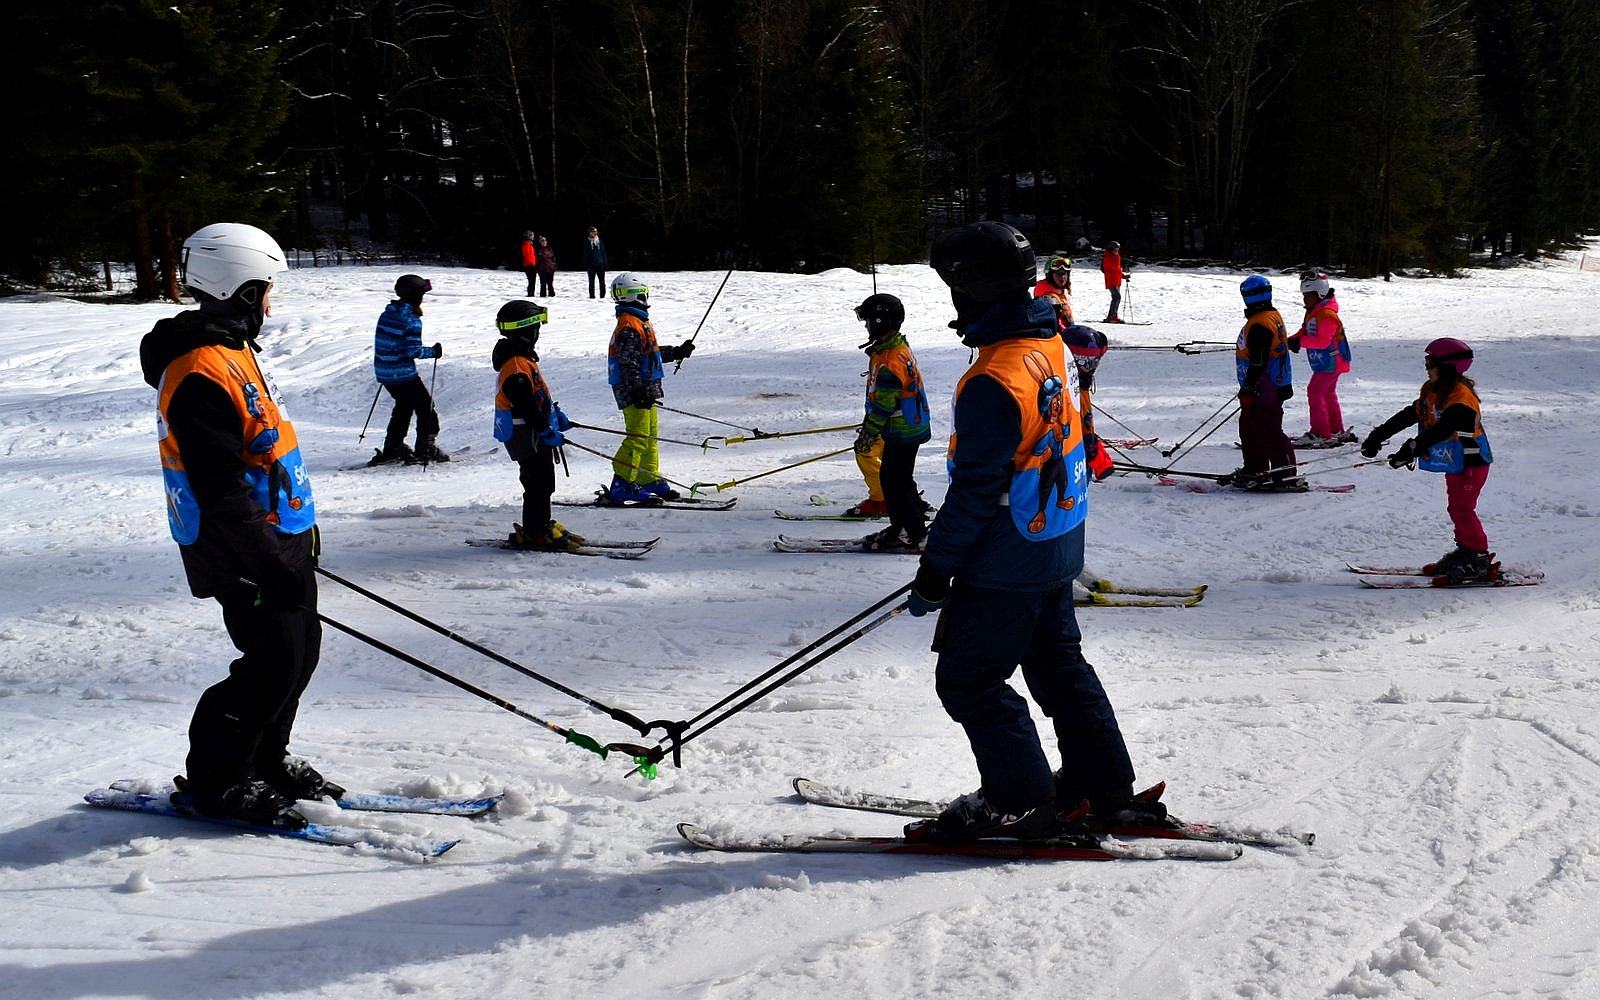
[
  {"xmin": 85, "ymin": 788, "xmax": 459, "ymax": 858},
  {"xmin": 111, "ymin": 778, "xmax": 503, "ymax": 818}
]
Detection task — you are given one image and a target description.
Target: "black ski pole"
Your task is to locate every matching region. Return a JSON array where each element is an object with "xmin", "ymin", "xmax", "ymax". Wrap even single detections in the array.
[
  {"xmin": 316, "ymin": 567, "xmax": 668, "ymax": 738},
  {"xmin": 239, "ymin": 578, "xmax": 656, "ymax": 764},
  {"xmin": 625, "ymin": 585, "xmax": 911, "ymax": 775},
  {"xmin": 674, "ymin": 264, "xmax": 736, "ymax": 373},
  {"xmin": 1160, "ymin": 401, "xmax": 1238, "ymax": 470},
  {"xmin": 630, "ymin": 599, "xmax": 911, "ymax": 776},
  {"xmin": 656, "ymin": 404, "xmax": 761, "ymax": 435},
  {"xmin": 869, "ymin": 220, "xmax": 878, "ymax": 295},
  {"xmin": 1159, "ymin": 394, "xmax": 1239, "ymax": 458},
  {"xmin": 357, "ymin": 385, "xmax": 382, "ymax": 444}
]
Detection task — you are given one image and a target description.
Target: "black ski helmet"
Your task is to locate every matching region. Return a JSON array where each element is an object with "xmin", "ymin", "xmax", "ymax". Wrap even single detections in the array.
[
  {"xmin": 1107, "ymin": 240, "xmax": 1120, "ymax": 252},
  {"xmin": 496, "ymin": 299, "xmax": 547, "ymax": 343},
  {"xmin": 854, "ymin": 293, "xmax": 905, "ymax": 341},
  {"xmin": 931, "ymin": 222, "xmax": 1036, "ymax": 306},
  {"xmin": 395, "ymin": 274, "xmax": 432, "ymax": 302}
]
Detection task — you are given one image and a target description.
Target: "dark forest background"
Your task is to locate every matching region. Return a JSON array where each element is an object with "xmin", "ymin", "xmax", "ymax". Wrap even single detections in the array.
[{"xmin": 5, "ymin": 0, "xmax": 1599, "ymax": 300}]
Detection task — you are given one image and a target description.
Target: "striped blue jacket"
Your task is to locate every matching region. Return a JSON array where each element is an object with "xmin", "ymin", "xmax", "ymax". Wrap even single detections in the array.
[{"xmin": 373, "ymin": 300, "xmax": 437, "ymax": 383}]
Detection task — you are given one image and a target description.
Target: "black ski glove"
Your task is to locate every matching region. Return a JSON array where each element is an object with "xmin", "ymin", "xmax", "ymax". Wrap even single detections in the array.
[
  {"xmin": 1387, "ymin": 439, "xmax": 1416, "ymax": 468},
  {"xmin": 908, "ymin": 560, "xmax": 952, "ymax": 618},
  {"xmin": 432, "ymin": 342, "xmax": 443, "ymax": 359},
  {"xmin": 854, "ymin": 427, "xmax": 878, "ymax": 454},
  {"xmin": 1361, "ymin": 434, "xmax": 1383, "ymax": 459}
]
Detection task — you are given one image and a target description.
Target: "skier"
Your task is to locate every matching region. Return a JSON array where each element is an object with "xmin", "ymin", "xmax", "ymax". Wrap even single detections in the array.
[
  {"xmin": 491, "ymin": 300, "xmax": 580, "ymax": 551},
  {"xmin": 606, "ymin": 272, "xmax": 696, "ymax": 501},
  {"xmin": 1032, "ymin": 252, "xmax": 1075, "ymax": 325},
  {"xmin": 536, "ymin": 235, "xmax": 557, "ymax": 297},
  {"xmin": 1099, "ymin": 241, "xmax": 1130, "ymax": 323},
  {"xmin": 139, "ymin": 222, "xmax": 337, "ymax": 830},
  {"xmin": 1287, "ymin": 269, "xmax": 1355, "ymax": 447},
  {"xmin": 905, "ymin": 221, "xmax": 1148, "ymax": 843},
  {"xmin": 519, "ymin": 231, "xmax": 539, "ymax": 296},
  {"xmin": 1361, "ymin": 338, "xmax": 1495, "ymax": 583},
  {"xmin": 1061, "ymin": 323, "xmax": 1114, "ymax": 482},
  {"xmin": 583, "ymin": 226, "xmax": 608, "ymax": 299},
  {"xmin": 851, "ymin": 293, "xmax": 932, "ymax": 550},
  {"xmin": 1225, "ymin": 275, "xmax": 1303, "ymax": 490},
  {"xmin": 370, "ymin": 274, "xmax": 447, "ymax": 465}
]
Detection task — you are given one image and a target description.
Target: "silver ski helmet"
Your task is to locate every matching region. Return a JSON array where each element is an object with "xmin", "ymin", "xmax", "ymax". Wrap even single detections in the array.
[{"xmin": 610, "ymin": 272, "xmax": 649, "ymax": 306}]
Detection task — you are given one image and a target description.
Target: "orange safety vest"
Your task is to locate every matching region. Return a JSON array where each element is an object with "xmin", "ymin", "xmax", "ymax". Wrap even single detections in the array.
[
  {"xmin": 949, "ymin": 337, "xmax": 1087, "ymax": 539},
  {"xmin": 494, "ymin": 355, "xmax": 550, "ymax": 443},
  {"xmin": 1414, "ymin": 380, "xmax": 1492, "ymax": 473},
  {"xmin": 157, "ymin": 343, "xmax": 316, "ymax": 545},
  {"xmin": 865, "ymin": 336, "xmax": 930, "ymax": 440},
  {"xmin": 1032, "ymin": 277, "xmax": 1075, "ymax": 327}
]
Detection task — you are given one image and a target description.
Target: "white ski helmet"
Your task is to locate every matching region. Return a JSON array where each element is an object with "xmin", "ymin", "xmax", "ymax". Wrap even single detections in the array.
[
  {"xmin": 181, "ymin": 223, "xmax": 287, "ymax": 302},
  {"xmin": 610, "ymin": 271, "xmax": 649, "ymax": 306},
  {"xmin": 1299, "ymin": 269, "xmax": 1331, "ymax": 298}
]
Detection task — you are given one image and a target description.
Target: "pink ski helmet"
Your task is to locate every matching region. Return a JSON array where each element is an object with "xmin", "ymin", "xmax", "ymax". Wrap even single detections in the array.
[{"xmin": 1425, "ymin": 337, "xmax": 1473, "ymax": 374}]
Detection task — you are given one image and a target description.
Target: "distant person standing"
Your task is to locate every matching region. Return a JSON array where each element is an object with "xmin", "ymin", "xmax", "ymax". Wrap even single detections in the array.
[
  {"xmin": 519, "ymin": 231, "xmax": 539, "ymax": 296},
  {"xmin": 1099, "ymin": 241, "xmax": 1129, "ymax": 323},
  {"xmin": 536, "ymin": 235, "xmax": 557, "ymax": 297},
  {"xmin": 584, "ymin": 227, "xmax": 609, "ymax": 299}
]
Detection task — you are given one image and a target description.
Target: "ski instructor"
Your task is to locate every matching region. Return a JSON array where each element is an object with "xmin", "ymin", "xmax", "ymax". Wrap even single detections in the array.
[
  {"xmin": 140, "ymin": 222, "xmax": 339, "ymax": 831},
  {"xmin": 903, "ymin": 221, "xmax": 1148, "ymax": 844}
]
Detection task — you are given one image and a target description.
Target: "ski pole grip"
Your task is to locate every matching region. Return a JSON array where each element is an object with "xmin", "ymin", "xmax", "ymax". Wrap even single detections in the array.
[
  {"xmin": 610, "ymin": 707, "xmax": 654, "ymax": 737},
  {"xmin": 564, "ymin": 729, "xmax": 610, "ymax": 759}
]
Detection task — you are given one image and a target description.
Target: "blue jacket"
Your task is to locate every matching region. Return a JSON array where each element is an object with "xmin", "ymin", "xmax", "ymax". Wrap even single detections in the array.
[
  {"xmin": 374, "ymin": 300, "xmax": 438, "ymax": 384},
  {"xmin": 922, "ymin": 296, "xmax": 1085, "ymax": 591},
  {"xmin": 583, "ymin": 237, "xmax": 608, "ymax": 270}
]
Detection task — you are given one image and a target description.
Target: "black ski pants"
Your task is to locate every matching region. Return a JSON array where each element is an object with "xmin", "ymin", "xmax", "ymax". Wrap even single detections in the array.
[
  {"xmin": 880, "ymin": 439, "xmax": 925, "ymax": 536},
  {"xmin": 383, "ymin": 376, "xmax": 439, "ymax": 449},
  {"xmin": 519, "ymin": 451, "xmax": 557, "ymax": 530},
  {"xmin": 186, "ymin": 559, "xmax": 321, "ymax": 792}
]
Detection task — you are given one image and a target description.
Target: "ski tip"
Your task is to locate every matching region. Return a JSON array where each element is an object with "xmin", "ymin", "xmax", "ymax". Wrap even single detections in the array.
[{"xmin": 791, "ymin": 777, "xmax": 813, "ymax": 797}]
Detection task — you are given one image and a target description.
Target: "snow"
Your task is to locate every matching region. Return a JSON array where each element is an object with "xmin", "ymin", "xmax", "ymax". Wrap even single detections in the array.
[{"xmin": 3, "ymin": 251, "xmax": 1600, "ymax": 999}]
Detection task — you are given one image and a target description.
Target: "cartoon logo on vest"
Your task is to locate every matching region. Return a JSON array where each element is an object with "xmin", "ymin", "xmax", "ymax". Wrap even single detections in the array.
[{"xmin": 1022, "ymin": 351, "xmax": 1075, "ymax": 535}]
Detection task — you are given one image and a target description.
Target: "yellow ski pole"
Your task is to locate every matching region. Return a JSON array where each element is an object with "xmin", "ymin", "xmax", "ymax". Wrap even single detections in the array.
[{"xmin": 691, "ymin": 446, "xmax": 854, "ymax": 494}]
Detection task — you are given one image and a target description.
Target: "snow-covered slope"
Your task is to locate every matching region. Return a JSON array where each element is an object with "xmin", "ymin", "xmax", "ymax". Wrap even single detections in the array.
[{"xmin": 2, "ymin": 251, "xmax": 1598, "ymax": 999}]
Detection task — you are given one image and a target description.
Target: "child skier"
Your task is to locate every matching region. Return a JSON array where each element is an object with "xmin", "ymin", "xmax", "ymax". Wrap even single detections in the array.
[
  {"xmin": 1361, "ymin": 338, "xmax": 1495, "ymax": 583},
  {"xmin": 851, "ymin": 293, "xmax": 932, "ymax": 550},
  {"xmin": 371, "ymin": 274, "xmax": 447, "ymax": 465},
  {"xmin": 606, "ymin": 272, "xmax": 695, "ymax": 501},
  {"xmin": 492, "ymin": 300, "xmax": 580, "ymax": 551},
  {"xmin": 1226, "ymin": 275, "xmax": 1302, "ymax": 491},
  {"xmin": 1032, "ymin": 253, "xmax": 1075, "ymax": 325},
  {"xmin": 1287, "ymin": 269, "xmax": 1355, "ymax": 447}
]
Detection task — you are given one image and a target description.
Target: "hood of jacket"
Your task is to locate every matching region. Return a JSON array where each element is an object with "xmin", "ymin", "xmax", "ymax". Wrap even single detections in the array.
[
  {"xmin": 492, "ymin": 336, "xmax": 539, "ymax": 371},
  {"xmin": 954, "ymin": 295, "xmax": 1060, "ymax": 349},
  {"xmin": 139, "ymin": 306, "xmax": 251, "ymax": 389}
]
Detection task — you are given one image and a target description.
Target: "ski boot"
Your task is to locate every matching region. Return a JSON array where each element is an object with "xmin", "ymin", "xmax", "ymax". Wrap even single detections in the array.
[
  {"xmin": 845, "ymin": 498, "xmax": 890, "ymax": 517},
  {"xmin": 508, "ymin": 522, "xmax": 582, "ymax": 552},
  {"xmin": 368, "ymin": 441, "xmax": 414, "ymax": 466},
  {"xmin": 413, "ymin": 437, "xmax": 451, "ymax": 463},
  {"xmin": 1432, "ymin": 547, "xmax": 1494, "ymax": 584},
  {"xmin": 903, "ymin": 789, "xmax": 1058, "ymax": 843},
  {"xmin": 1291, "ymin": 432, "xmax": 1336, "ymax": 449},
  {"xmin": 861, "ymin": 525, "xmax": 922, "ymax": 552},
  {"xmin": 1334, "ymin": 429, "xmax": 1360, "ymax": 444},
  {"xmin": 643, "ymin": 479, "xmax": 682, "ymax": 501},
  {"xmin": 182, "ymin": 776, "xmax": 308, "ymax": 830},
  {"xmin": 606, "ymin": 475, "xmax": 656, "ymax": 504},
  {"xmin": 259, "ymin": 756, "xmax": 346, "ymax": 802}
]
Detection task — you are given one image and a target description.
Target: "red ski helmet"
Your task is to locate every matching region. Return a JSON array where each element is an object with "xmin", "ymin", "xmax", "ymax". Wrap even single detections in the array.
[{"xmin": 1425, "ymin": 337, "xmax": 1473, "ymax": 374}]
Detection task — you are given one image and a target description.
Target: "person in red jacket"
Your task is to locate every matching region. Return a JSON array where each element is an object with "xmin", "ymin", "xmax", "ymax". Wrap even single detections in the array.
[
  {"xmin": 1099, "ymin": 241, "xmax": 1129, "ymax": 323},
  {"xmin": 519, "ymin": 231, "xmax": 539, "ymax": 296}
]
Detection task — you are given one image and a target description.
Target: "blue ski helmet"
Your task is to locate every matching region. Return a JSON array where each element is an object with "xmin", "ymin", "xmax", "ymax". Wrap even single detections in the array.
[{"xmin": 1240, "ymin": 275, "xmax": 1272, "ymax": 306}]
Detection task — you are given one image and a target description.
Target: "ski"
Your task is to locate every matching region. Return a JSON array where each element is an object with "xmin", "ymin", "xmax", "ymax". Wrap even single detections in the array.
[
  {"xmin": 110, "ymin": 779, "xmax": 502, "ymax": 817},
  {"xmin": 465, "ymin": 538, "xmax": 654, "ymax": 559},
  {"xmin": 1079, "ymin": 575, "xmax": 1207, "ymax": 598},
  {"xmin": 84, "ymin": 788, "xmax": 459, "ymax": 858},
  {"xmin": 1344, "ymin": 560, "xmax": 1542, "ymax": 579},
  {"xmin": 774, "ymin": 509, "xmax": 884, "ymax": 522},
  {"xmin": 1075, "ymin": 591, "xmax": 1203, "ymax": 608},
  {"xmin": 773, "ymin": 534, "xmax": 921, "ymax": 555},
  {"xmin": 340, "ymin": 445, "xmax": 478, "ymax": 472},
  {"xmin": 790, "ymin": 778, "xmax": 1313, "ymax": 850},
  {"xmin": 1358, "ymin": 571, "xmax": 1543, "ymax": 590},
  {"xmin": 676, "ymin": 823, "xmax": 1241, "ymax": 861},
  {"xmin": 1101, "ymin": 437, "xmax": 1159, "ymax": 449},
  {"xmin": 1157, "ymin": 475, "xmax": 1354, "ymax": 494},
  {"xmin": 556, "ymin": 492, "xmax": 737, "ymax": 511}
]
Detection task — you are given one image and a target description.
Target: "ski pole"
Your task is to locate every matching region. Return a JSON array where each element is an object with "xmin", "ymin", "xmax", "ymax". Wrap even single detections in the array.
[
  {"xmin": 656, "ymin": 404, "xmax": 761, "ymax": 435},
  {"xmin": 559, "ymin": 439, "xmax": 700, "ymax": 495},
  {"xmin": 315, "ymin": 568, "xmax": 676, "ymax": 739},
  {"xmin": 691, "ymin": 445, "xmax": 854, "ymax": 494},
  {"xmin": 869, "ymin": 220, "xmax": 878, "ymax": 295},
  {"xmin": 1174, "ymin": 341, "xmax": 1237, "ymax": 355},
  {"xmin": 1160, "ymin": 402, "xmax": 1238, "ymax": 470},
  {"xmin": 568, "ymin": 421, "xmax": 714, "ymax": 449},
  {"xmin": 1111, "ymin": 461, "xmax": 1229, "ymax": 482},
  {"xmin": 708, "ymin": 423, "xmax": 857, "ymax": 447},
  {"xmin": 1159, "ymin": 395, "xmax": 1239, "ymax": 458},
  {"xmin": 357, "ymin": 385, "xmax": 383, "ymax": 443},
  {"xmin": 1092, "ymin": 403, "xmax": 1151, "ymax": 441},
  {"xmin": 239, "ymin": 579, "xmax": 657, "ymax": 765},
  {"xmin": 418, "ymin": 356, "xmax": 440, "ymax": 470},
  {"xmin": 626, "ymin": 585, "xmax": 912, "ymax": 775},
  {"xmin": 674, "ymin": 264, "xmax": 736, "ymax": 373}
]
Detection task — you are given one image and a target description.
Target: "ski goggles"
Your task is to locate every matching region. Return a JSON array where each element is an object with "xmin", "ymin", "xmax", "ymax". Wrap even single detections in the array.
[
  {"xmin": 498, "ymin": 307, "xmax": 548, "ymax": 331},
  {"xmin": 612, "ymin": 283, "xmax": 650, "ymax": 301},
  {"xmin": 1047, "ymin": 256, "xmax": 1072, "ymax": 272}
]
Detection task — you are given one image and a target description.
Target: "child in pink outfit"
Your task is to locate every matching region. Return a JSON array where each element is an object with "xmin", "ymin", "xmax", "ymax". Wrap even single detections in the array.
[{"xmin": 1287, "ymin": 270, "xmax": 1353, "ymax": 446}]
